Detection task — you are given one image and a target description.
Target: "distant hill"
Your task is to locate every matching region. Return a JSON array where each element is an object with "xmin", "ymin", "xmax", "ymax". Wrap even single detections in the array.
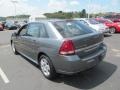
[{"xmin": 6, "ymin": 15, "xmax": 30, "ymax": 19}]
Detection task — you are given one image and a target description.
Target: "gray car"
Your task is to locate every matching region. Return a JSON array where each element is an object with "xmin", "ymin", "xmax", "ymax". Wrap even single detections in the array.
[{"xmin": 11, "ymin": 20, "xmax": 107, "ymax": 79}]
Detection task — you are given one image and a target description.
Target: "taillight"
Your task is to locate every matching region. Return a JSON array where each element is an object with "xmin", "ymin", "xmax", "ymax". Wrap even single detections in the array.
[{"xmin": 59, "ymin": 40, "xmax": 75, "ymax": 55}]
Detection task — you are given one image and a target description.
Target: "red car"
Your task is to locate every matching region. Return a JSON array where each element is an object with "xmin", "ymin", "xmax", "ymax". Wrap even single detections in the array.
[
  {"xmin": 104, "ymin": 15, "xmax": 120, "ymax": 23},
  {"xmin": 0, "ymin": 23, "xmax": 3, "ymax": 31},
  {"xmin": 96, "ymin": 18, "xmax": 120, "ymax": 33}
]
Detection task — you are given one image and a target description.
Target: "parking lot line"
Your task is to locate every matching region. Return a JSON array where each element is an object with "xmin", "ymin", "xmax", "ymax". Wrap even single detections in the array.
[
  {"xmin": 0, "ymin": 67, "xmax": 10, "ymax": 84},
  {"xmin": 0, "ymin": 45, "xmax": 10, "ymax": 48},
  {"xmin": 111, "ymin": 49, "xmax": 120, "ymax": 52}
]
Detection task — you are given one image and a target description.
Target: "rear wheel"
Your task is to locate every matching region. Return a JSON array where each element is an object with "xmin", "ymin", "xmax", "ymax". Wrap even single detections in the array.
[
  {"xmin": 11, "ymin": 42, "xmax": 18, "ymax": 55},
  {"xmin": 109, "ymin": 27, "xmax": 116, "ymax": 34},
  {"xmin": 39, "ymin": 55, "xmax": 57, "ymax": 80}
]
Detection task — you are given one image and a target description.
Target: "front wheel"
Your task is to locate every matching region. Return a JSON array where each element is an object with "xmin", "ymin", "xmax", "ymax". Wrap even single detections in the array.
[
  {"xmin": 109, "ymin": 27, "xmax": 116, "ymax": 34},
  {"xmin": 39, "ymin": 55, "xmax": 57, "ymax": 80}
]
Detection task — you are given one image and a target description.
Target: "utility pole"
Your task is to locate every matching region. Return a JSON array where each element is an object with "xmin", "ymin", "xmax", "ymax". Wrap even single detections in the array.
[
  {"xmin": 11, "ymin": 0, "xmax": 18, "ymax": 21},
  {"xmin": 88, "ymin": 0, "xmax": 91, "ymax": 19}
]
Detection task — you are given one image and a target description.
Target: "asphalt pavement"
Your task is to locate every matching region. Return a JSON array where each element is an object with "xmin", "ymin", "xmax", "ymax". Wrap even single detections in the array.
[
  {"xmin": 0, "ymin": 31, "xmax": 120, "ymax": 90},
  {"xmin": 0, "ymin": 30, "xmax": 16, "ymax": 46}
]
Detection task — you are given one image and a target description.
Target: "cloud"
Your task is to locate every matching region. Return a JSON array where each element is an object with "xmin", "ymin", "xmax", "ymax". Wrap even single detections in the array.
[
  {"xmin": 70, "ymin": 0, "xmax": 79, "ymax": 6},
  {"xmin": 111, "ymin": 0, "xmax": 120, "ymax": 6},
  {"xmin": 16, "ymin": 1, "xmax": 43, "ymax": 15},
  {"xmin": 88, "ymin": 3, "xmax": 107, "ymax": 13},
  {"xmin": 48, "ymin": 0, "xmax": 67, "ymax": 11},
  {"xmin": 0, "ymin": 0, "xmax": 119, "ymax": 17},
  {"xmin": 0, "ymin": 0, "xmax": 43, "ymax": 16},
  {"xmin": 48, "ymin": 0, "xmax": 80, "ymax": 12}
]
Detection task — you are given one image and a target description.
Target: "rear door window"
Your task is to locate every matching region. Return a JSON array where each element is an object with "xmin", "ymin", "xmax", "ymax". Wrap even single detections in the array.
[
  {"xmin": 39, "ymin": 24, "xmax": 48, "ymax": 38},
  {"xmin": 27, "ymin": 23, "xmax": 40, "ymax": 37},
  {"xmin": 26, "ymin": 23, "xmax": 48, "ymax": 38},
  {"xmin": 19, "ymin": 25, "xmax": 28, "ymax": 36}
]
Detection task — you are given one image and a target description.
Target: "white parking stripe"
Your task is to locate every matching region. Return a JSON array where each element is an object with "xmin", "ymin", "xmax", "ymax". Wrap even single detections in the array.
[
  {"xmin": 111, "ymin": 49, "xmax": 120, "ymax": 52},
  {"xmin": 0, "ymin": 45, "xmax": 10, "ymax": 48},
  {"xmin": 0, "ymin": 67, "xmax": 10, "ymax": 84},
  {"xmin": 116, "ymin": 53, "xmax": 120, "ymax": 57}
]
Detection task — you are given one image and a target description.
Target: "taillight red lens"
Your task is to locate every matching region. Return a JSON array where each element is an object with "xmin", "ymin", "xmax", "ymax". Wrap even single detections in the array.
[{"xmin": 59, "ymin": 40, "xmax": 75, "ymax": 55}]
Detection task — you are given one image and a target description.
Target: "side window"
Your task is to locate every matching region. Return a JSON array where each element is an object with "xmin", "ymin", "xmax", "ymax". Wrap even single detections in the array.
[
  {"xmin": 27, "ymin": 23, "xmax": 40, "ymax": 37},
  {"xmin": 19, "ymin": 25, "xmax": 27, "ymax": 36},
  {"xmin": 39, "ymin": 24, "xmax": 48, "ymax": 38}
]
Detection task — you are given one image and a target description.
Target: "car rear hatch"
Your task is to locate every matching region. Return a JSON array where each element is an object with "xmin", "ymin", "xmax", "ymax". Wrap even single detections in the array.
[
  {"xmin": 71, "ymin": 33, "xmax": 104, "ymax": 58},
  {"xmin": 51, "ymin": 20, "xmax": 104, "ymax": 58}
]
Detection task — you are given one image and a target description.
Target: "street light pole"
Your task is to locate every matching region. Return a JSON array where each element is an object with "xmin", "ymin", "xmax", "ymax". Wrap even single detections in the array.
[
  {"xmin": 88, "ymin": 0, "xmax": 91, "ymax": 19},
  {"xmin": 11, "ymin": 0, "xmax": 18, "ymax": 21}
]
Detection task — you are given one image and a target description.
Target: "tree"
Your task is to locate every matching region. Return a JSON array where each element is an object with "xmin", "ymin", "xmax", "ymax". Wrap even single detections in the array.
[
  {"xmin": 66, "ymin": 12, "xmax": 73, "ymax": 19},
  {"xmin": 44, "ymin": 10, "xmax": 88, "ymax": 19},
  {"xmin": 58, "ymin": 11, "xmax": 63, "ymax": 13},
  {"xmin": 81, "ymin": 9, "xmax": 87, "ymax": 18}
]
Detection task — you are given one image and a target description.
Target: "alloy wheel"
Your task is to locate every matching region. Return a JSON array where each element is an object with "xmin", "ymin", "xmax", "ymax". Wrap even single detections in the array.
[{"xmin": 40, "ymin": 58, "xmax": 50, "ymax": 77}]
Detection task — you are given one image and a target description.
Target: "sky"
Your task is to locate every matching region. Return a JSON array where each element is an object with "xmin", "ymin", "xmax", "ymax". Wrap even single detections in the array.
[{"xmin": 0, "ymin": 0, "xmax": 120, "ymax": 17}]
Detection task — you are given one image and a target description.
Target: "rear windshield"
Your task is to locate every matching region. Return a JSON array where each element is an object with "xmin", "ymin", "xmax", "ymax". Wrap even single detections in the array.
[
  {"xmin": 52, "ymin": 20, "xmax": 94, "ymax": 38},
  {"xmin": 89, "ymin": 19, "xmax": 99, "ymax": 24},
  {"xmin": 97, "ymin": 20, "xmax": 106, "ymax": 23}
]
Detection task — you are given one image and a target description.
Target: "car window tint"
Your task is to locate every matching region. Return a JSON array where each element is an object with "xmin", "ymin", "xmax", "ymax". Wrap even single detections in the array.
[
  {"xmin": 19, "ymin": 25, "xmax": 27, "ymax": 36},
  {"xmin": 97, "ymin": 20, "xmax": 105, "ymax": 23},
  {"xmin": 52, "ymin": 20, "xmax": 93, "ymax": 38},
  {"xmin": 27, "ymin": 23, "xmax": 40, "ymax": 37}
]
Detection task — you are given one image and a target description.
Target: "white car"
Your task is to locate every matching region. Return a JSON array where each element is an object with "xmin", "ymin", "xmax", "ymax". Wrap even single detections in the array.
[{"xmin": 74, "ymin": 18, "xmax": 109, "ymax": 33}]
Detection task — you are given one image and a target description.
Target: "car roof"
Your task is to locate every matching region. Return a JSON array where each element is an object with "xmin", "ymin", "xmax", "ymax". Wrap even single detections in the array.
[
  {"xmin": 28, "ymin": 19, "xmax": 77, "ymax": 24},
  {"xmin": 74, "ymin": 18, "xmax": 89, "ymax": 21}
]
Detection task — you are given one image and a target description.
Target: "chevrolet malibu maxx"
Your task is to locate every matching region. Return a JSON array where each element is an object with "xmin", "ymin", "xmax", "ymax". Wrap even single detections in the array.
[{"xmin": 11, "ymin": 20, "xmax": 107, "ymax": 79}]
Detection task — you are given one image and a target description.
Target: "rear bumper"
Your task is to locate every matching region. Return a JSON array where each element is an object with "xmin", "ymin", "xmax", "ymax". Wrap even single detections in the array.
[{"xmin": 53, "ymin": 44, "xmax": 107, "ymax": 75}]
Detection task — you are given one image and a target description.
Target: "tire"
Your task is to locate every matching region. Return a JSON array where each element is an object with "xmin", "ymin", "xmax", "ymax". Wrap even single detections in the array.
[
  {"xmin": 11, "ymin": 42, "xmax": 18, "ymax": 55},
  {"xmin": 39, "ymin": 55, "xmax": 57, "ymax": 80},
  {"xmin": 109, "ymin": 27, "xmax": 116, "ymax": 34}
]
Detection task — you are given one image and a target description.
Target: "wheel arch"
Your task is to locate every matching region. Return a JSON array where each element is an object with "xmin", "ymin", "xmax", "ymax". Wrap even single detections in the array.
[
  {"xmin": 109, "ymin": 26, "xmax": 116, "ymax": 30},
  {"xmin": 37, "ymin": 52, "xmax": 49, "ymax": 63},
  {"xmin": 37, "ymin": 52, "xmax": 56, "ymax": 70}
]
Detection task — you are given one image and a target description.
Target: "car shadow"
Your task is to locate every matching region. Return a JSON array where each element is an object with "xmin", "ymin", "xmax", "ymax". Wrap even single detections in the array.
[
  {"xmin": 53, "ymin": 61, "xmax": 117, "ymax": 89},
  {"xmin": 19, "ymin": 54, "xmax": 117, "ymax": 89},
  {"xmin": 18, "ymin": 54, "xmax": 39, "ymax": 68},
  {"xmin": 114, "ymin": 32, "xmax": 120, "ymax": 34},
  {"xmin": 104, "ymin": 34, "xmax": 112, "ymax": 37}
]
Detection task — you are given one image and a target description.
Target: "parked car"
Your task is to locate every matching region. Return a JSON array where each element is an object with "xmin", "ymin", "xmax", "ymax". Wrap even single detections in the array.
[
  {"xmin": 104, "ymin": 14, "xmax": 120, "ymax": 23},
  {"xmin": 11, "ymin": 20, "xmax": 107, "ymax": 79},
  {"xmin": 1, "ymin": 21, "xmax": 6, "ymax": 29},
  {"xmin": 74, "ymin": 18, "xmax": 109, "ymax": 34},
  {"xmin": 0, "ymin": 23, "xmax": 4, "ymax": 31},
  {"xmin": 96, "ymin": 18, "xmax": 120, "ymax": 33},
  {"xmin": 15, "ymin": 21, "xmax": 26, "ymax": 28},
  {"xmin": 5, "ymin": 21, "xmax": 18, "ymax": 30}
]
